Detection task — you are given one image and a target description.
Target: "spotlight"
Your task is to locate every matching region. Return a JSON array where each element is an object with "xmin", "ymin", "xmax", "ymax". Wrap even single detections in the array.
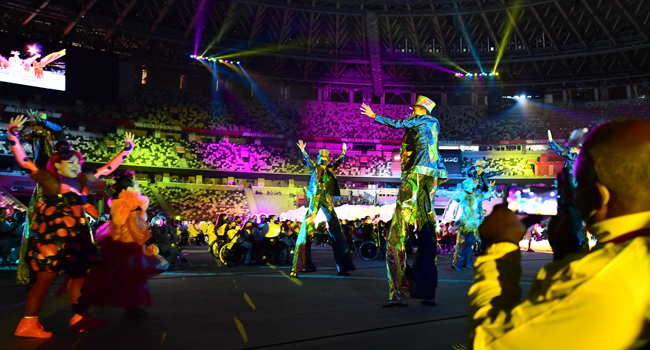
[
  {"xmin": 467, "ymin": 73, "xmax": 472, "ymax": 77},
  {"xmin": 519, "ymin": 95, "xmax": 526, "ymax": 99},
  {"xmin": 219, "ymin": 59, "xmax": 223, "ymax": 62},
  {"xmin": 495, "ymin": 72, "xmax": 499, "ymax": 75},
  {"xmin": 236, "ymin": 61, "xmax": 240, "ymax": 64},
  {"xmin": 225, "ymin": 60, "xmax": 229, "ymax": 63},
  {"xmin": 489, "ymin": 72, "xmax": 493, "ymax": 76}
]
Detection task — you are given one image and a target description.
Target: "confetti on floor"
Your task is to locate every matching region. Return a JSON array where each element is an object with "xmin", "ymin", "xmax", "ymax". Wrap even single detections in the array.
[
  {"xmin": 244, "ymin": 292, "xmax": 256, "ymax": 310},
  {"xmin": 70, "ymin": 331, "xmax": 87, "ymax": 349},
  {"xmin": 279, "ymin": 271, "xmax": 303, "ymax": 286},
  {"xmin": 234, "ymin": 316, "xmax": 248, "ymax": 343}
]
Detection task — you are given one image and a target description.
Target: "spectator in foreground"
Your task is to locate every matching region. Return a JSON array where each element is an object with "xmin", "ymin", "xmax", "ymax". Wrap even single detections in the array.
[{"xmin": 469, "ymin": 119, "xmax": 650, "ymax": 349}]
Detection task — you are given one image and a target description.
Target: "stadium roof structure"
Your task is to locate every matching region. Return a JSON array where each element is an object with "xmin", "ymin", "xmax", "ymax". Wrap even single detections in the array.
[{"xmin": 2, "ymin": 0, "xmax": 649, "ymax": 92}]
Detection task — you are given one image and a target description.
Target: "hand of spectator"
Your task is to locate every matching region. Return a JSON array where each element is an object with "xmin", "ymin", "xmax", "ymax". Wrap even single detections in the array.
[
  {"xmin": 547, "ymin": 205, "xmax": 583, "ymax": 260},
  {"xmin": 297, "ymin": 140, "xmax": 306, "ymax": 152},
  {"xmin": 478, "ymin": 204, "xmax": 526, "ymax": 245},
  {"xmin": 9, "ymin": 115, "xmax": 28, "ymax": 132},
  {"xmin": 547, "ymin": 130, "xmax": 553, "ymax": 142},
  {"xmin": 360, "ymin": 103, "xmax": 376, "ymax": 119}
]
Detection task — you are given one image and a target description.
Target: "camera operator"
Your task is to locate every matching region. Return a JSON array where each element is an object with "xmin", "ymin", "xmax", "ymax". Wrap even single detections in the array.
[{"xmin": 468, "ymin": 119, "xmax": 650, "ymax": 349}]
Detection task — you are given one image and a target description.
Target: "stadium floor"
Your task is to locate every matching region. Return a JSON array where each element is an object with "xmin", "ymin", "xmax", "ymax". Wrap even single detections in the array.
[{"xmin": 0, "ymin": 246, "xmax": 551, "ymax": 350}]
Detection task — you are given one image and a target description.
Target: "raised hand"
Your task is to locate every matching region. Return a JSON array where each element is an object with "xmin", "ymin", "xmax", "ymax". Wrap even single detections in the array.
[
  {"xmin": 490, "ymin": 180, "xmax": 496, "ymax": 187},
  {"xmin": 26, "ymin": 109, "xmax": 38, "ymax": 121},
  {"xmin": 478, "ymin": 204, "xmax": 526, "ymax": 245},
  {"xmin": 124, "ymin": 131, "xmax": 136, "ymax": 146},
  {"xmin": 297, "ymin": 140, "xmax": 306, "ymax": 151},
  {"xmin": 9, "ymin": 115, "xmax": 29, "ymax": 130},
  {"xmin": 360, "ymin": 103, "xmax": 376, "ymax": 118},
  {"xmin": 547, "ymin": 130, "xmax": 553, "ymax": 142}
]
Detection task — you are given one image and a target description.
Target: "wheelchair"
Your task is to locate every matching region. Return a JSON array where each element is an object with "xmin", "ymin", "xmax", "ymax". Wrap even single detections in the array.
[
  {"xmin": 211, "ymin": 235, "xmax": 246, "ymax": 266},
  {"xmin": 349, "ymin": 235, "xmax": 381, "ymax": 261}
]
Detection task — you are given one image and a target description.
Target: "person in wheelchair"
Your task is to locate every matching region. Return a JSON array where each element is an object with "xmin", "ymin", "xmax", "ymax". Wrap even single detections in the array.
[
  {"xmin": 239, "ymin": 222, "xmax": 255, "ymax": 265},
  {"xmin": 149, "ymin": 217, "xmax": 182, "ymax": 270},
  {"xmin": 209, "ymin": 214, "xmax": 229, "ymax": 255},
  {"xmin": 351, "ymin": 219, "xmax": 364, "ymax": 243},
  {"xmin": 188, "ymin": 219, "xmax": 205, "ymax": 246},
  {"xmin": 262, "ymin": 215, "xmax": 282, "ymax": 251},
  {"xmin": 178, "ymin": 222, "xmax": 189, "ymax": 246}
]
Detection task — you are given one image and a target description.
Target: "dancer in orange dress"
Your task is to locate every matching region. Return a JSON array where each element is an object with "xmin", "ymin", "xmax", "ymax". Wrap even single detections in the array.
[{"xmin": 7, "ymin": 115, "xmax": 136, "ymax": 338}]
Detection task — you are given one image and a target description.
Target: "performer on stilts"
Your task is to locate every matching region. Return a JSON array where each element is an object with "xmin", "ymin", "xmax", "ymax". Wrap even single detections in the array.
[
  {"xmin": 548, "ymin": 129, "xmax": 590, "ymax": 250},
  {"xmin": 361, "ymin": 95, "xmax": 448, "ymax": 307},
  {"xmin": 451, "ymin": 178, "xmax": 494, "ymax": 273},
  {"xmin": 85, "ymin": 170, "xmax": 168, "ymax": 317},
  {"xmin": 14, "ymin": 110, "xmax": 63, "ymax": 286},
  {"xmin": 290, "ymin": 141, "xmax": 355, "ymax": 278},
  {"xmin": 8, "ymin": 115, "xmax": 135, "ymax": 338}
]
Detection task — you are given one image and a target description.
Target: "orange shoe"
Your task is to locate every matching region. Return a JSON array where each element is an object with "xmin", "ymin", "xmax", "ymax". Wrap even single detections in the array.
[
  {"xmin": 14, "ymin": 317, "xmax": 52, "ymax": 338},
  {"xmin": 70, "ymin": 314, "xmax": 108, "ymax": 333}
]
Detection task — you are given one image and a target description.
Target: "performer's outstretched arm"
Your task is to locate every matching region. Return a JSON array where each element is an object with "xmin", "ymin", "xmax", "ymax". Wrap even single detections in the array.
[
  {"xmin": 481, "ymin": 182, "xmax": 496, "ymax": 201},
  {"xmin": 84, "ymin": 132, "xmax": 136, "ymax": 183},
  {"xmin": 27, "ymin": 109, "xmax": 62, "ymax": 134},
  {"xmin": 7, "ymin": 115, "xmax": 39, "ymax": 174},
  {"xmin": 484, "ymin": 170, "xmax": 504, "ymax": 178},
  {"xmin": 548, "ymin": 130, "xmax": 571, "ymax": 160},
  {"xmin": 360, "ymin": 103, "xmax": 427, "ymax": 129},
  {"xmin": 374, "ymin": 114, "xmax": 427, "ymax": 129},
  {"xmin": 331, "ymin": 143, "xmax": 347, "ymax": 171},
  {"xmin": 297, "ymin": 140, "xmax": 316, "ymax": 170},
  {"xmin": 549, "ymin": 140, "xmax": 570, "ymax": 160}
]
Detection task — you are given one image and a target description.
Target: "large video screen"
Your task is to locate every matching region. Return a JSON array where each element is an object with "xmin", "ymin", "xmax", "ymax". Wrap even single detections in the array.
[{"xmin": 0, "ymin": 42, "xmax": 66, "ymax": 91}]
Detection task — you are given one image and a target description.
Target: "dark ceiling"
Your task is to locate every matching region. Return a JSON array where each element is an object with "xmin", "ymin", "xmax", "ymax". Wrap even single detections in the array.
[{"xmin": 1, "ymin": 0, "xmax": 649, "ymax": 92}]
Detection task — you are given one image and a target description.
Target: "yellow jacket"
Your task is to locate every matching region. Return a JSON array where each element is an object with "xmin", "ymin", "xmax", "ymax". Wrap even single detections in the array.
[
  {"xmin": 469, "ymin": 211, "xmax": 650, "ymax": 350},
  {"xmin": 187, "ymin": 223, "xmax": 202, "ymax": 238}
]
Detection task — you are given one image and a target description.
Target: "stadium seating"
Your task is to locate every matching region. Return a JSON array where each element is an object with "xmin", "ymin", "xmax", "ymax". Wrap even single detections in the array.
[{"xmin": 157, "ymin": 186, "xmax": 250, "ymax": 219}]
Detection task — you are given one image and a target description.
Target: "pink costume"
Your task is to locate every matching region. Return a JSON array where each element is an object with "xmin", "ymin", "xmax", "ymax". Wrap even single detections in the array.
[{"xmin": 85, "ymin": 190, "xmax": 168, "ymax": 309}]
